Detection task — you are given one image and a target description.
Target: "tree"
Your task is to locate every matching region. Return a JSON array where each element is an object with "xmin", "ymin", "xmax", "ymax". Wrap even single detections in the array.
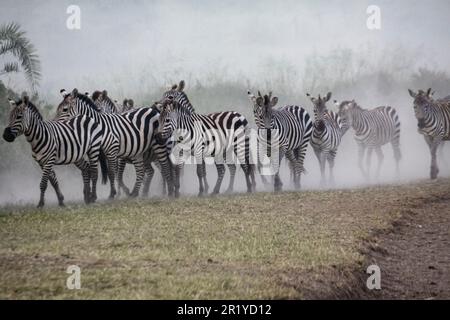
[{"xmin": 0, "ymin": 22, "xmax": 41, "ymax": 92}]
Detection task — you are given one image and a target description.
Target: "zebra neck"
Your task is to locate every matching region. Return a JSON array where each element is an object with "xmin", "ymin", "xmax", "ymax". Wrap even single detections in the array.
[
  {"xmin": 24, "ymin": 113, "xmax": 47, "ymax": 148},
  {"xmin": 79, "ymin": 100, "xmax": 101, "ymax": 122},
  {"xmin": 350, "ymin": 109, "xmax": 365, "ymax": 133}
]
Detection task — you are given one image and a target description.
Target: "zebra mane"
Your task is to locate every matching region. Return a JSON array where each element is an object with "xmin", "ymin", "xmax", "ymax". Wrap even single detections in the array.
[
  {"xmin": 175, "ymin": 91, "xmax": 196, "ymax": 113},
  {"xmin": 75, "ymin": 92, "xmax": 102, "ymax": 112},
  {"xmin": 19, "ymin": 99, "xmax": 43, "ymax": 120},
  {"xmin": 339, "ymin": 100, "xmax": 363, "ymax": 110}
]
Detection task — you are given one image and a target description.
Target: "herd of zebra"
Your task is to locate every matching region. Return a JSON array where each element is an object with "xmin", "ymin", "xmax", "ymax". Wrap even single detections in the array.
[{"xmin": 2, "ymin": 81, "xmax": 450, "ymax": 207}]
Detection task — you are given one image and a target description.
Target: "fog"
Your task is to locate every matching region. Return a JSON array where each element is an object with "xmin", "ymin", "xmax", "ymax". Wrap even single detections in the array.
[{"xmin": 1, "ymin": 0, "xmax": 449, "ymax": 206}]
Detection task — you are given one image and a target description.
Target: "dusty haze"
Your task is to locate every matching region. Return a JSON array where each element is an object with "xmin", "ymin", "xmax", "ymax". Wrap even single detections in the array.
[{"xmin": 0, "ymin": 0, "xmax": 449, "ymax": 205}]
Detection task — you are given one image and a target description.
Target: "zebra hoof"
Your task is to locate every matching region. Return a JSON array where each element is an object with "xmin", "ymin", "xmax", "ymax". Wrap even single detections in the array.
[
  {"xmin": 59, "ymin": 202, "xmax": 65, "ymax": 207},
  {"xmin": 37, "ymin": 202, "xmax": 44, "ymax": 208},
  {"xmin": 129, "ymin": 191, "xmax": 139, "ymax": 198}
]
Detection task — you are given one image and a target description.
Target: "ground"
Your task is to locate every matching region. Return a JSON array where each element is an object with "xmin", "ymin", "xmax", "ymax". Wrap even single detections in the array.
[{"xmin": 0, "ymin": 179, "xmax": 448, "ymax": 299}]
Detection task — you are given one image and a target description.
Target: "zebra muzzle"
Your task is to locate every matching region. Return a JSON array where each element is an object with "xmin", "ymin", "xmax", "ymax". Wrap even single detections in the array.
[{"xmin": 2, "ymin": 127, "xmax": 15, "ymax": 142}]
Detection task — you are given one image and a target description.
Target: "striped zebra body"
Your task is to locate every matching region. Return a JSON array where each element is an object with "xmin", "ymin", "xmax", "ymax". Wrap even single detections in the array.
[
  {"xmin": 155, "ymin": 81, "xmax": 255, "ymax": 196},
  {"xmin": 308, "ymin": 92, "xmax": 343, "ymax": 185},
  {"xmin": 3, "ymin": 97, "xmax": 105, "ymax": 207},
  {"xmin": 55, "ymin": 89, "xmax": 173, "ymax": 198},
  {"xmin": 93, "ymin": 92, "xmax": 175, "ymax": 197},
  {"xmin": 337, "ymin": 100, "xmax": 401, "ymax": 177},
  {"xmin": 248, "ymin": 91, "xmax": 312, "ymax": 191},
  {"xmin": 409, "ymin": 88, "xmax": 450, "ymax": 179}
]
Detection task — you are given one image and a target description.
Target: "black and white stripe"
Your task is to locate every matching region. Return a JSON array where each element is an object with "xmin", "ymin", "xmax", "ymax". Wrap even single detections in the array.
[
  {"xmin": 336, "ymin": 99, "xmax": 401, "ymax": 177},
  {"xmin": 155, "ymin": 81, "xmax": 255, "ymax": 196},
  {"xmin": 307, "ymin": 92, "xmax": 343, "ymax": 185},
  {"xmin": 248, "ymin": 91, "xmax": 312, "ymax": 191},
  {"xmin": 92, "ymin": 92, "xmax": 174, "ymax": 197},
  {"xmin": 54, "ymin": 88, "xmax": 173, "ymax": 198},
  {"xmin": 408, "ymin": 88, "xmax": 450, "ymax": 179},
  {"xmin": 3, "ymin": 96, "xmax": 105, "ymax": 207}
]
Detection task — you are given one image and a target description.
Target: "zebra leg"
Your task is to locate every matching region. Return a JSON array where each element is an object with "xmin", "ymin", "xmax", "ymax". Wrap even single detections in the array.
[
  {"xmin": 142, "ymin": 162, "xmax": 155, "ymax": 197},
  {"xmin": 425, "ymin": 136, "xmax": 440, "ymax": 179},
  {"xmin": 274, "ymin": 152, "xmax": 284, "ymax": 192},
  {"xmin": 357, "ymin": 144, "xmax": 367, "ymax": 178},
  {"xmin": 366, "ymin": 148, "xmax": 373, "ymax": 179},
  {"xmin": 327, "ymin": 150, "xmax": 337, "ymax": 186},
  {"xmin": 285, "ymin": 150, "xmax": 300, "ymax": 189},
  {"xmin": 391, "ymin": 139, "xmax": 401, "ymax": 176},
  {"xmin": 37, "ymin": 163, "xmax": 54, "ymax": 208},
  {"xmin": 75, "ymin": 160, "xmax": 91, "ymax": 204},
  {"xmin": 87, "ymin": 151, "xmax": 100, "ymax": 203},
  {"xmin": 314, "ymin": 148, "xmax": 326, "ymax": 187},
  {"xmin": 48, "ymin": 169, "xmax": 65, "ymax": 207},
  {"xmin": 197, "ymin": 163, "xmax": 206, "ymax": 196},
  {"xmin": 225, "ymin": 164, "xmax": 236, "ymax": 194},
  {"xmin": 375, "ymin": 147, "xmax": 384, "ymax": 179},
  {"xmin": 202, "ymin": 161, "xmax": 209, "ymax": 193},
  {"xmin": 130, "ymin": 157, "xmax": 145, "ymax": 197},
  {"xmin": 212, "ymin": 163, "xmax": 226, "ymax": 195},
  {"xmin": 117, "ymin": 159, "xmax": 130, "ymax": 196},
  {"xmin": 173, "ymin": 163, "xmax": 181, "ymax": 198},
  {"xmin": 106, "ymin": 156, "xmax": 118, "ymax": 199}
]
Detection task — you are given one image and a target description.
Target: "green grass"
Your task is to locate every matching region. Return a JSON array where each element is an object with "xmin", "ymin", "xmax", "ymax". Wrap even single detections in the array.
[{"xmin": 0, "ymin": 179, "xmax": 448, "ymax": 299}]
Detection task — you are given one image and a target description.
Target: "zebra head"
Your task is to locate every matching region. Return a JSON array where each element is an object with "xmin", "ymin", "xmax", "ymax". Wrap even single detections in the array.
[
  {"xmin": 3, "ymin": 96, "xmax": 39, "ymax": 142},
  {"xmin": 247, "ymin": 90, "xmax": 278, "ymax": 129},
  {"xmin": 307, "ymin": 92, "xmax": 332, "ymax": 130},
  {"xmin": 155, "ymin": 100, "xmax": 179, "ymax": 144},
  {"xmin": 336, "ymin": 99, "xmax": 357, "ymax": 128},
  {"xmin": 156, "ymin": 80, "xmax": 194, "ymax": 112},
  {"xmin": 408, "ymin": 88, "xmax": 434, "ymax": 126},
  {"xmin": 122, "ymin": 99, "xmax": 134, "ymax": 112},
  {"xmin": 92, "ymin": 90, "xmax": 117, "ymax": 113},
  {"xmin": 55, "ymin": 88, "xmax": 78, "ymax": 120}
]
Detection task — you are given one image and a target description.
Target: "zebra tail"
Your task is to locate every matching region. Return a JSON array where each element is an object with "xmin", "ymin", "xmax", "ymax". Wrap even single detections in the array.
[{"xmin": 99, "ymin": 149, "xmax": 109, "ymax": 185}]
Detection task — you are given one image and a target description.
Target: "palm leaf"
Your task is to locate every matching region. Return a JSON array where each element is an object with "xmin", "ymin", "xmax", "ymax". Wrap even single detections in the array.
[{"xmin": 0, "ymin": 22, "xmax": 41, "ymax": 92}]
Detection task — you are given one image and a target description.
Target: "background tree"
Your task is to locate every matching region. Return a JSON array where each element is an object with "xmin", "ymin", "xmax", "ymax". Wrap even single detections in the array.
[{"xmin": 0, "ymin": 22, "xmax": 41, "ymax": 93}]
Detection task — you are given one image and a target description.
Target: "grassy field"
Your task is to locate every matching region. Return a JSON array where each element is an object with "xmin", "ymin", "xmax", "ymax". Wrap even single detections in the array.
[{"xmin": 0, "ymin": 179, "xmax": 448, "ymax": 299}]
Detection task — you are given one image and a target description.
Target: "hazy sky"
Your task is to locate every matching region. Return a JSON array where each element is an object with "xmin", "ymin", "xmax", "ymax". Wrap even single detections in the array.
[{"xmin": 1, "ymin": 0, "xmax": 450, "ymax": 99}]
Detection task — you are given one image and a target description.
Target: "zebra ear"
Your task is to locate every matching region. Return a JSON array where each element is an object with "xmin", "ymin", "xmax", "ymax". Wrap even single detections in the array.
[
  {"xmin": 129, "ymin": 99, "xmax": 134, "ymax": 107},
  {"xmin": 102, "ymin": 90, "xmax": 108, "ymax": 97},
  {"xmin": 8, "ymin": 98, "xmax": 16, "ymax": 108},
  {"xmin": 178, "ymin": 80, "xmax": 185, "ymax": 92},
  {"xmin": 171, "ymin": 84, "xmax": 178, "ymax": 90},
  {"xmin": 325, "ymin": 92, "xmax": 332, "ymax": 102},
  {"xmin": 71, "ymin": 88, "xmax": 78, "ymax": 97},
  {"xmin": 408, "ymin": 89, "xmax": 417, "ymax": 98},
  {"xmin": 60, "ymin": 89, "xmax": 69, "ymax": 98},
  {"xmin": 22, "ymin": 95, "xmax": 29, "ymax": 104},
  {"xmin": 256, "ymin": 96, "xmax": 264, "ymax": 107},
  {"xmin": 426, "ymin": 88, "xmax": 432, "ymax": 97},
  {"xmin": 270, "ymin": 97, "xmax": 278, "ymax": 107}
]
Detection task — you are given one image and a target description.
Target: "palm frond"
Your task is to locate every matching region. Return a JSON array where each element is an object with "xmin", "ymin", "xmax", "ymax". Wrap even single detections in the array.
[
  {"xmin": 0, "ymin": 61, "xmax": 19, "ymax": 74},
  {"xmin": 0, "ymin": 22, "xmax": 41, "ymax": 92}
]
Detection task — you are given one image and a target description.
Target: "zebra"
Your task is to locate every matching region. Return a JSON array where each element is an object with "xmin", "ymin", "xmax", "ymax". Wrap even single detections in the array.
[
  {"xmin": 408, "ymin": 88, "xmax": 450, "ymax": 179},
  {"xmin": 121, "ymin": 99, "xmax": 134, "ymax": 112},
  {"xmin": 54, "ymin": 88, "xmax": 173, "ymax": 198},
  {"xmin": 307, "ymin": 92, "xmax": 343, "ymax": 186},
  {"xmin": 335, "ymin": 99, "xmax": 401, "ymax": 178},
  {"xmin": 92, "ymin": 91, "xmax": 174, "ymax": 197},
  {"xmin": 154, "ymin": 80, "xmax": 255, "ymax": 196},
  {"xmin": 248, "ymin": 91, "xmax": 312, "ymax": 191},
  {"xmin": 2, "ymin": 96, "xmax": 107, "ymax": 207}
]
